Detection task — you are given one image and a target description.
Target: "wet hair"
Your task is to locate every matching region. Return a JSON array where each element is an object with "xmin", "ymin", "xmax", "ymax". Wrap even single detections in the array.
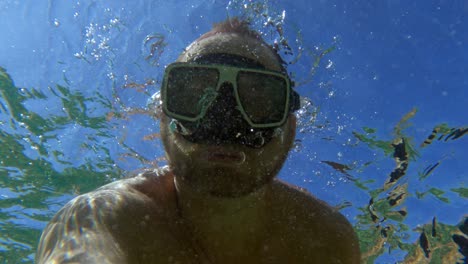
[{"xmin": 197, "ymin": 17, "xmax": 263, "ymax": 41}]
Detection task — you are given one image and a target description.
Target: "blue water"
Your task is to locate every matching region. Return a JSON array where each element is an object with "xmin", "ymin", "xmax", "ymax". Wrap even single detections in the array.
[{"xmin": 0, "ymin": 0, "xmax": 466, "ymax": 263}]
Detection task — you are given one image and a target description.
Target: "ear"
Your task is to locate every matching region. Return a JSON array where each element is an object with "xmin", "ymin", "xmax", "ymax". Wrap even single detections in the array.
[
  {"xmin": 159, "ymin": 114, "xmax": 171, "ymax": 148},
  {"xmin": 285, "ymin": 114, "xmax": 297, "ymax": 151}
]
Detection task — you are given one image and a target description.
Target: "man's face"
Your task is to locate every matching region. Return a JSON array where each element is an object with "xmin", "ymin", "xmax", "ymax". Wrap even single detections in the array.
[{"xmin": 160, "ymin": 33, "xmax": 296, "ymax": 197}]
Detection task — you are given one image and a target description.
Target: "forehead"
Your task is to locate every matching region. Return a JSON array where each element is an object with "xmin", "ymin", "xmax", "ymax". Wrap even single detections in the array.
[
  {"xmin": 190, "ymin": 53, "xmax": 267, "ymax": 70},
  {"xmin": 177, "ymin": 33, "xmax": 283, "ymax": 72}
]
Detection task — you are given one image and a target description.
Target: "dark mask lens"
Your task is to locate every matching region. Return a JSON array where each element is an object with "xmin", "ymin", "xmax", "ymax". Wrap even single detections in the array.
[
  {"xmin": 166, "ymin": 66, "xmax": 219, "ymax": 118},
  {"xmin": 237, "ymin": 71, "xmax": 288, "ymax": 124}
]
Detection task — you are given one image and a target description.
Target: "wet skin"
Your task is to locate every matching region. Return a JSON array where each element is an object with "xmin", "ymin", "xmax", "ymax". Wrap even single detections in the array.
[
  {"xmin": 36, "ymin": 168, "xmax": 359, "ymax": 263},
  {"xmin": 36, "ymin": 32, "xmax": 361, "ymax": 264}
]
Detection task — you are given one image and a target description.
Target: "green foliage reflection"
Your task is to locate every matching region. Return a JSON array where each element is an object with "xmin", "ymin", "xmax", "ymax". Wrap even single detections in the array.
[
  {"xmin": 0, "ymin": 67, "xmax": 122, "ymax": 262},
  {"xmin": 348, "ymin": 109, "xmax": 467, "ymax": 263}
]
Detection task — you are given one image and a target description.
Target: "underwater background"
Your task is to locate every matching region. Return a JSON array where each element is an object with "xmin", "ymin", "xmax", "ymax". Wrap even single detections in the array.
[{"xmin": 0, "ymin": 0, "xmax": 466, "ymax": 263}]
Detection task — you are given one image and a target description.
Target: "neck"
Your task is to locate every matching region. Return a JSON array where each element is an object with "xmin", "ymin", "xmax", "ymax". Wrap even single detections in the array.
[{"xmin": 174, "ymin": 176, "xmax": 271, "ymax": 259}]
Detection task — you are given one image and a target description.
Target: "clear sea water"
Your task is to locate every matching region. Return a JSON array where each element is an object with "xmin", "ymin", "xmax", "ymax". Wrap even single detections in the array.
[{"xmin": 0, "ymin": 0, "xmax": 466, "ymax": 263}]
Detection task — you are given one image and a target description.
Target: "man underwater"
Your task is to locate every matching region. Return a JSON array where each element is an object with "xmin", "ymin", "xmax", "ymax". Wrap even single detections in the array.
[{"xmin": 36, "ymin": 18, "xmax": 360, "ymax": 263}]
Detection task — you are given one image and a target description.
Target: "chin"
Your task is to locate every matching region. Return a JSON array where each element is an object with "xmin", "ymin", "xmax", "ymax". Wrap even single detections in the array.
[
  {"xmin": 170, "ymin": 146, "xmax": 265, "ymax": 196},
  {"xmin": 166, "ymin": 137, "xmax": 285, "ymax": 198}
]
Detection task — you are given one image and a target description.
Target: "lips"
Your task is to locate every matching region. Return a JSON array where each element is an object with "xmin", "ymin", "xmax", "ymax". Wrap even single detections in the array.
[{"xmin": 200, "ymin": 147, "xmax": 246, "ymax": 165}]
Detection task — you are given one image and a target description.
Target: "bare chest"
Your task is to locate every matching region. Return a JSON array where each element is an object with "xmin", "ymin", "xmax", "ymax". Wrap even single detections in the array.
[{"xmin": 124, "ymin": 223, "xmax": 313, "ymax": 264}]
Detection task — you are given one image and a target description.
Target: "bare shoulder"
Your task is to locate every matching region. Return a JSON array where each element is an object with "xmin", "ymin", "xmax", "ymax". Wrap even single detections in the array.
[
  {"xmin": 36, "ymin": 167, "xmax": 178, "ymax": 264},
  {"xmin": 269, "ymin": 180, "xmax": 361, "ymax": 263}
]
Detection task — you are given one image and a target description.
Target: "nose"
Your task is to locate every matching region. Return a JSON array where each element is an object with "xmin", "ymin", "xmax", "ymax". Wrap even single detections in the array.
[
  {"xmin": 215, "ymin": 82, "xmax": 237, "ymax": 106},
  {"xmin": 201, "ymin": 82, "xmax": 244, "ymax": 130},
  {"xmin": 205, "ymin": 82, "xmax": 237, "ymax": 114}
]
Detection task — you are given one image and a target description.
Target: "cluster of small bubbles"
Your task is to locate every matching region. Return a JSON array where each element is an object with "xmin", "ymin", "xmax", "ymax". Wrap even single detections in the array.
[
  {"xmin": 337, "ymin": 151, "xmax": 343, "ymax": 159},
  {"xmin": 326, "ymin": 180, "xmax": 337, "ymax": 187},
  {"xmin": 107, "ymin": 72, "xmax": 115, "ymax": 80},
  {"xmin": 296, "ymin": 96, "xmax": 312, "ymax": 117},
  {"xmin": 263, "ymin": 11, "xmax": 285, "ymax": 28},
  {"xmin": 338, "ymin": 177, "xmax": 349, "ymax": 183},
  {"xmin": 318, "ymin": 80, "xmax": 333, "ymax": 90},
  {"xmin": 292, "ymin": 139, "xmax": 302, "ymax": 152},
  {"xmin": 109, "ymin": 18, "xmax": 119, "ymax": 26},
  {"xmin": 98, "ymin": 36, "xmax": 110, "ymax": 50},
  {"xmin": 74, "ymin": 16, "xmax": 122, "ymax": 64},
  {"xmin": 74, "ymin": 51, "xmax": 84, "ymax": 59},
  {"xmin": 337, "ymin": 125, "xmax": 344, "ymax": 134},
  {"xmin": 226, "ymin": 0, "xmax": 289, "ymax": 51},
  {"xmin": 295, "ymin": 96, "xmax": 322, "ymax": 134},
  {"xmin": 146, "ymin": 91, "xmax": 162, "ymax": 109},
  {"xmin": 85, "ymin": 23, "xmax": 96, "ymax": 38}
]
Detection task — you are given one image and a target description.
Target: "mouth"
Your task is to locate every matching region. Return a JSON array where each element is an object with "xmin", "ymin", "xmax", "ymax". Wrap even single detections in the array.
[{"xmin": 200, "ymin": 146, "xmax": 246, "ymax": 165}]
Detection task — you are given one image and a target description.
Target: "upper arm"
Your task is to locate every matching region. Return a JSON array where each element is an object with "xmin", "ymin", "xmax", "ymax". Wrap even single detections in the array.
[
  {"xmin": 326, "ymin": 212, "xmax": 361, "ymax": 264},
  {"xmin": 304, "ymin": 203, "xmax": 361, "ymax": 264},
  {"xmin": 293, "ymin": 207, "xmax": 360, "ymax": 264},
  {"xmin": 36, "ymin": 192, "xmax": 128, "ymax": 264},
  {"xmin": 274, "ymin": 181, "xmax": 361, "ymax": 263}
]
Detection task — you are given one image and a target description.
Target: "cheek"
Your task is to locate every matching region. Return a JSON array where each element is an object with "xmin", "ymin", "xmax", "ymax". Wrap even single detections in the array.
[
  {"xmin": 245, "ymin": 130, "xmax": 294, "ymax": 177},
  {"xmin": 165, "ymin": 135, "xmax": 188, "ymax": 163},
  {"xmin": 160, "ymin": 121, "xmax": 190, "ymax": 165}
]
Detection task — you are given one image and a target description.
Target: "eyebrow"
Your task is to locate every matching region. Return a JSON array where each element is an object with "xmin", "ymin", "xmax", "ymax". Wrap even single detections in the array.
[{"xmin": 190, "ymin": 53, "xmax": 267, "ymax": 69}]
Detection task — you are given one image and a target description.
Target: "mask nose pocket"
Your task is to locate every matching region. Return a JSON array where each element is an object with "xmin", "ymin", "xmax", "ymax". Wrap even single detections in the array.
[
  {"xmin": 191, "ymin": 83, "xmax": 245, "ymax": 141},
  {"xmin": 204, "ymin": 83, "xmax": 244, "ymax": 127}
]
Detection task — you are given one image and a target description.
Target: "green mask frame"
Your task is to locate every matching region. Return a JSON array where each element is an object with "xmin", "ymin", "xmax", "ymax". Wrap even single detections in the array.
[{"xmin": 161, "ymin": 62, "xmax": 300, "ymax": 128}]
